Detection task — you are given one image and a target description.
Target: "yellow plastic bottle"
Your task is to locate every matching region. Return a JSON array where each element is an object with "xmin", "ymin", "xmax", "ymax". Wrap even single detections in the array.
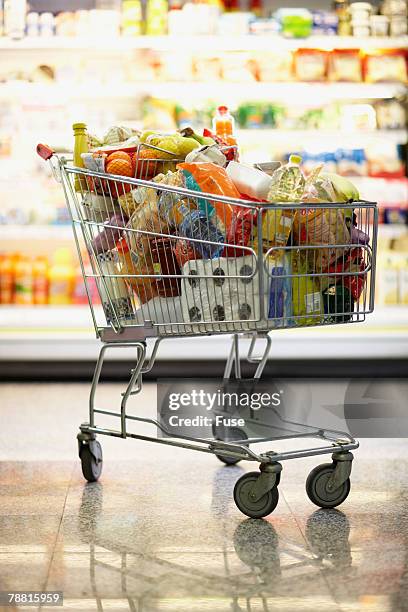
[
  {"xmin": 48, "ymin": 248, "xmax": 75, "ymax": 305},
  {"xmin": 73, "ymin": 122, "xmax": 89, "ymax": 193}
]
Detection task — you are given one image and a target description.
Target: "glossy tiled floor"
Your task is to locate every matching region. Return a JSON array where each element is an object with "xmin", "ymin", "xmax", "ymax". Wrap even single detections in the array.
[{"xmin": 1, "ymin": 382, "xmax": 408, "ymax": 612}]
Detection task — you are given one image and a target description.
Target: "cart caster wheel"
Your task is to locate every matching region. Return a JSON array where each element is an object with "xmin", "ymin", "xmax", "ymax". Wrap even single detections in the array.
[
  {"xmin": 213, "ymin": 426, "xmax": 249, "ymax": 466},
  {"xmin": 234, "ymin": 471, "xmax": 279, "ymax": 518},
  {"xmin": 306, "ymin": 463, "xmax": 350, "ymax": 509},
  {"xmin": 79, "ymin": 440, "xmax": 103, "ymax": 483}
]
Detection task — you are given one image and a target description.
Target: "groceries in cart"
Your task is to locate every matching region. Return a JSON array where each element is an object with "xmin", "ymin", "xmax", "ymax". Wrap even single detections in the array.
[{"xmin": 70, "ymin": 121, "xmax": 372, "ymax": 331}]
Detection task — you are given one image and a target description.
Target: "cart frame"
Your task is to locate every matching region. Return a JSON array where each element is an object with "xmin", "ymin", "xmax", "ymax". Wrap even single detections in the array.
[{"xmin": 38, "ymin": 143, "xmax": 378, "ymax": 518}]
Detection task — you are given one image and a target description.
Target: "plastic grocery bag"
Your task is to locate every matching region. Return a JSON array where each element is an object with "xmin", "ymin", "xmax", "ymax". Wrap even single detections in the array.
[{"xmin": 178, "ymin": 162, "xmax": 242, "ymax": 227}]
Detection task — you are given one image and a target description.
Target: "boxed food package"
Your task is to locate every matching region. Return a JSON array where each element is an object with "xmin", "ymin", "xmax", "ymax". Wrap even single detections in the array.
[
  {"xmin": 294, "ymin": 49, "xmax": 328, "ymax": 81},
  {"xmin": 364, "ymin": 50, "xmax": 408, "ymax": 83},
  {"xmin": 328, "ymin": 50, "xmax": 362, "ymax": 83},
  {"xmin": 291, "ymin": 250, "xmax": 323, "ymax": 326}
]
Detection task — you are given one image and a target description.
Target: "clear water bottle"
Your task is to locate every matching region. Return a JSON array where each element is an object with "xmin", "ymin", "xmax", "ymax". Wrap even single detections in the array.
[{"xmin": 267, "ymin": 154, "xmax": 305, "ymax": 203}]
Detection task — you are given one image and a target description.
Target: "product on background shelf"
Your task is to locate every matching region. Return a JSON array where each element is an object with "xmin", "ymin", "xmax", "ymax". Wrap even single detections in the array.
[
  {"xmin": 333, "ymin": 0, "xmax": 351, "ymax": 36},
  {"xmin": 0, "ymin": 252, "xmax": 15, "ymax": 304},
  {"xmin": 294, "ymin": 49, "xmax": 328, "ymax": 81},
  {"xmin": 14, "ymin": 255, "xmax": 33, "ymax": 305},
  {"xmin": 121, "ymin": 0, "xmax": 142, "ymax": 36},
  {"xmin": 3, "ymin": 0, "xmax": 26, "ymax": 39},
  {"xmin": 33, "ymin": 255, "xmax": 49, "ymax": 305},
  {"xmin": 48, "ymin": 248, "xmax": 75, "ymax": 306},
  {"xmin": 328, "ymin": 49, "xmax": 362, "ymax": 82},
  {"xmin": 146, "ymin": 0, "xmax": 168, "ymax": 35},
  {"xmin": 364, "ymin": 50, "xmax": 408, "ymax": 83},
  {"xmin": 274, "ymin": 8, "xmax": 313, "ymax": 38}
]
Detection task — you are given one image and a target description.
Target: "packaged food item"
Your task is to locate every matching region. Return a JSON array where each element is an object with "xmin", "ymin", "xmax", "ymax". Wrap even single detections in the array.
[
  {"xmin": 399, "ymin": 254, "xmax": 408, "ymax": 305},
  {"xmin": 224, "ymin": 207, "xmax": 257, "ymax": 257},
  {"xmin": 275, "ymin": 8, "xmax": 313, "ymax": 38},
  {"xmin": 4, "ymin": 0, "xmax": 26, "ymax": 39},
  {"xmin": 73, "ymin": 122, "xmax": 89, "ymax": 192},
  {"xmin": 126, "ymin": 194, "xmax": 166, "ymax": 255},
  {"xmin": 226, "ymin": 161, "xmax": 272, "ymax": 200},
  {"xmin": 328, "ymin": 50, "xmax": 362, "ymax": 83},
  {"xmin": 14, "ymin": 256, "xmax": 33, "ymax": 305},
  {"xmin": 322, "ymin": 284, "xmax": 353, "ymax": 323},
  {"xmin": 48, "ymin": 248, "xmax": 75, "ymax": 305},
  {"xmin": 118, "ymin": 239, "xmax": 157, "ymax": 305},
  {"xmin": 173, "ymin": 238, "xmax": 201, "ymax": 268},
  {"xmin": 146, "ymin": 0, "xmax": 168, "ymax": 35},
  {"xmin": 295, "ymin": 207, "xmax": 350, "ymax": 271},
  {"xmin": 121, "ymin": 0, "xmax": 142, "ymax": 35},
  {"xmin": 91, "ymin": 213, "xmax": 127, "ymax": 255},
  {"xmin": 150, "ymin": 238, "xmax": 181, "ymax": 297},
  {"xmin": 379, "ymin": 251, "xmax": 400, "ymax": 305},
  {"xmin": 212, "ymin": 106, "xmax": 237, "ymax": 147},
  {"xmin": 179, "ymin": 210, "xmax": 225, "ymax": 259},
  {"xmin": 256, "ymin": 51, "xmax": 293, "ymax": 82},
  {"xmin": 267, "ymin": 252, "xmax": 292, "ymax": 325},
  {"xmin": 33, "ymin": 256, "xmax": 49, "ymax": 305},
  {"xmin": 118, "ymin": 185, "xmax": 157, "ymax": 218},
  {"xmin": 178, "ymin": 162, "xmax": 242, "ymax": 228},
  {"xmin": 364, "ymin": 51, "xmax": 408, "ymax": 83},
  {"xmin": 375, "ymin": 99, "xmax": 406, "ymax": 130},
  {"xmin": 97, "ymin": 250, "xmax": 134, "ymax": 322},
  {"xmin": 370, "ymin": 14, "xmax": 389, "ymax": 35},
  {"xmin": 294, "ymin": 49, "xmax": 328, "ymax": 82},
  {"xmin": 185, "ymin": 145, "xmax": 226, "ymax": 167},
  {"xmin": 256, "ymin": 208, "xmax": 295, "ymax": 253},
  {"xmin": 267, "ymin": 155, "xmax": 305, "ymax": 203},
  {"xmin": 203, "ymin": 128, "xmax": 237, "ymax": 163},
  {"xmin": 389, "ymin": 15, "xmax": 407, "ymax": 36},
  {"xmin": 0, "ymin": 252, "xmax": 16, "ymax": 304},
  {"xmin": 291, "ymin": 251, "xmax": 323, "ymax": 326}
]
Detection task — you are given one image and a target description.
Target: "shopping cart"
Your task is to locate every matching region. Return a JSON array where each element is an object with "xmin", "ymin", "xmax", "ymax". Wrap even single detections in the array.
[{"xmin": 37, "ymin": 142, "xmax": 378, "ymax": 519}]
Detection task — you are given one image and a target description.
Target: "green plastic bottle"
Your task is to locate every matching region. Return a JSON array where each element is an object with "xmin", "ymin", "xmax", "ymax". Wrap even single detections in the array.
[
  {"xmin": 267, "ymin": 154, "xmax": 305, "ymax": 203},
  {"xmin": 73, "ymin": 122, "xmax": 88, "ymax": 193}
]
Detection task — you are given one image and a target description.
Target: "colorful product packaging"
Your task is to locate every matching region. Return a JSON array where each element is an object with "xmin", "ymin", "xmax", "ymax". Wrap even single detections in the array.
[{"xmin": 291, "ymin": 251, "xmax": 323, "ymax": 326}]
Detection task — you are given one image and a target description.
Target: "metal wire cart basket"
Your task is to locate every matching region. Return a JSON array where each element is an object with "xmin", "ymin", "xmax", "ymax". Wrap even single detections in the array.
[{"xmin": 37, "ymin": 142, "xmax": 378, "ymax": 518}]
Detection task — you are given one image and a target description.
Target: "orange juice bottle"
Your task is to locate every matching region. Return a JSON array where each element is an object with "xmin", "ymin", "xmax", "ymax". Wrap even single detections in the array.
[
  {"xmin": 33, "ymin": 256, "xmax": 49, "ymax": 305},
  {"xmin": 14, "ymin": 256, "xmax": 34, "ymax": 305},
  {"xmin": 48, "ymin": 248, "xmax": 75, "ymax": 305},
  {"xmin": 0, "ymin": 253, "xmax": 15, "ymax": 304},
  {"xmin": 212, "ymin": 105, "xmax": 237, "ymax": 146}
]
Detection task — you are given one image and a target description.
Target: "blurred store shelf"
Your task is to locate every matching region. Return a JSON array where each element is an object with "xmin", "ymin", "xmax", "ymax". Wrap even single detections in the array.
[
  {"xmin": 0, "ymin": 35, "xmax": 407, "ymax": 52},
  {"xmin": 0, "ymin": 305, "xmax": 407, "ymax": 363},
  {"xmin": 0, "ymin": 81, "xmax": 405, "ymax": 102},
  {"xmin": 238, "ymin": 129, "xmax": 408, "ymax": 144}
]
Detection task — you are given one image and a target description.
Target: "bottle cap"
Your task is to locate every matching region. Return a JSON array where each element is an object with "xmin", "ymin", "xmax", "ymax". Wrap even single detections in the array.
[
  {"xmin": 289, "ymin": 154, "xmax": 302, "ymax": 165},
  {"xmin": 217, "ymin": 105, "xmax": 228, "ymax": 114},
  {"xmin": 73, "ymin": 122, "xmax": 87, "ymax": 130}
]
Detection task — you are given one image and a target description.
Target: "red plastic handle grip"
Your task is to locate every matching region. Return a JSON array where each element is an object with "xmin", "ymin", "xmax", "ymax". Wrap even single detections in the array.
[{"xmin": 37, "ymin": 143, "xmax": 54, "ymax": 161}]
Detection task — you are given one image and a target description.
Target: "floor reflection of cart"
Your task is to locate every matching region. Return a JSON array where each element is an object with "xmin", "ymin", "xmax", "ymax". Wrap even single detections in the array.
[{"xmin": 75, "ymin": 476, "xmax": 353, "ymax": 612}]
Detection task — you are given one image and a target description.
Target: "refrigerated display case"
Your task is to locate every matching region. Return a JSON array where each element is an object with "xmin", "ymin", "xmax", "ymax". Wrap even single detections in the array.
[{"xmin": 0, "ymin": 0, "xmax": 407, "ymax": 372}]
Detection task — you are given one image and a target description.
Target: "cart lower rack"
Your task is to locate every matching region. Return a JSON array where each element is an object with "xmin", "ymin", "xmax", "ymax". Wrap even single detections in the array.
[{"xmin": 38, "ymin": 143, "xmax": 378, "ymax": 518}]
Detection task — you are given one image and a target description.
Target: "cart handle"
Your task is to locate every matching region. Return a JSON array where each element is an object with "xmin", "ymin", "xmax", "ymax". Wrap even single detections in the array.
[{"xmin": 37, "ymin": 143, "xmax": 54, "ymax": 161}]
